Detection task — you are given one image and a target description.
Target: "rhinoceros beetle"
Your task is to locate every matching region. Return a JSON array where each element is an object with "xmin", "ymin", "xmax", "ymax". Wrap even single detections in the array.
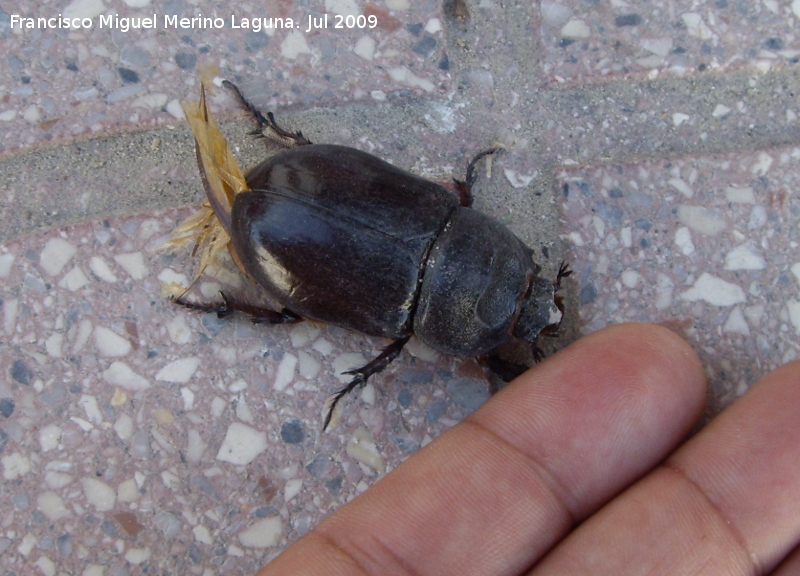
[{"xmin": 175, "ymin": 81, "xmax": 569, "ymax": 430}]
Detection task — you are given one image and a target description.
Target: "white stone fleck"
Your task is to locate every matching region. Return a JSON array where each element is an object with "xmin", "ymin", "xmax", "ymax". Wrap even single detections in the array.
[
  {"xmin": 641, "ymin": 37, "xmax": 672, "ymax": 57},
  {"xmin": 681, "ymin": 12, "xmax": 713, "ymax": 40},
  {"xmin": 58, "ymin": 266, "xmax": 90, "ymax": 291},
  {"xmin": 236, "ymin": 394, "xmax": 255, "ymax": 424},
  {"xmin": 281, "ymin": 30, "xmax": 311, "ymax": 59},
  {"xmin": 94, "ymin": 326, "xmax": 132, "ymax": 357},
  {"xmin": 353, "ymin": 35, "xmax": 376, "ymax": 60},
  {"xmin": 540, "ymin": 0, "xmax": 572, "ymax": 27},
  {"xmin": 39, "ymin": 424, "xmax": 62, "ymax": 451},
  {"xmin": 723, "ymin": 307, "xmax": 750, "ymax": 336},
  {"xmin": 82, "ymin": 565, "xmax": 105, "ymax": 576},
  {"xmin": 674, "ymin": 226, "xmax": 695, "ymax": 255},
  {"xmin": 620, "ymin": 226, "xmax": 632, "ymax": 248},
  {"xmin": 672, "ymin": 113, "xmax": 690, "ymax": 127},
  {"xmin": 334, "ymin": 352, "xmax": 368, "ymax": 383},
  {"xmin": 274, "ymin": 353, "xmax": 298, "ymax": 391},
  {"xmin": 124, "ymin": 548, "xmax": 151, "ymax": 565},
  {"xmin": 114, "ymin": 412, "xmax": 134, "ymax": 440},
  {"xmin": 238, "ymin": 517, "xmax": 283, "ymax": 548},
  {"xmin": 284, "ymin": 478, "xmax": 303, "ymax": 501},
  {"xmin": 360, "ymin": 382, "xmax": 376, "ymax": 405},
  {"xmin": 298, "ymin": 350, "xmax": 321, "ymax": 379},
  {"xmin": 2, "ymin": 452, "xmax": 31, "ymax": 480},
  {"xmin": 103, "ymin": 361, "xmax": 151, "ymax": 391},
  {"xmin": 3, "ymin": 297, "xmax": 17, "ymax": 335},
  {"xmin": 216, "ymin": 422, "xmax": 267, "ymax": 465},
  {"xmin": 406, "ymin": 336, "xmax": 439, "ymax": 361},
  {"xmin": 788, "ymin": 300, "xmax": 800, "ymax": 335},
  {"xmin": 620, "ymin": 269, "xmax": 640, "ymax": 288},
  {"xmin": 22, "ymin": 104, "xmax": 40, "ymax": 124},
  {"xmin": 384, "ymin": 0, "xmax": 409, "ymax": 9},
  {"xmin": 118, "ymin": 478, "xmax": 140, "ymax": 502},
  {"xmin": 346, "ymin": 426, "xmax": 384, "ymax": 472},
  {"xmin": 71, "ymin": 318, "xmax": 93, "ymax": 354},
  {"xmin": 667, "ymin": 177, "xmax": 693, "ymax": 198},
  {"xmin": 503, "ymin": 168, "xmax": 535, "ymax": 188},
  {"xmin": 561, "ymin": 19, "xmax": 590, "ymax": 39},
  {"xmin": 132, "ymin": 92, "xmax": 168, "ymax": 109},
  {"xmin": 89, "ymin": 256, "xmax": 118, "ymax": 282},
  {"xmin": 193, "ymin": 525, "xmax": 213, "ymax": 545},
  {"xmin": 712, "ymin": 104, "xmax": 731, "ymax": 119},
  {"xmin": 181, "ymin": 387, "xmax": 195, "ymax": 410},
  {"xmin": 114, "ymin": 252, "xmax": 148, "ymax": 279},
  {"xmin": 370, "ymin": 90, "xmax": 387, "ymax": 101},
  {"xmin": 45, "ymin": 333, "xmax": 64, "ymax": 358},
  {"xmin": 289, "ymin": 323, "xmax": 321, "ymax": 347},
  {"xmin": 79, "ymin": 394, "xmax": 103, "ymax": 424},
  {"xmin": 679, "ymin": 273, "xmax": 746, "ymax": 307},
  {"xmin": 0, "ymin": 253, "xmax": 14, "ymax": 278},
  {"xmin": 793, "ymin": 0, "xmax": 800, "ymax": 19},
  {"xmin": 40, "ymin": 238, "xmax": 77, "ymax": 276},
  {"xmin": 166, "ymin": 314, "xmax": 192, "ymax": 344},
  {"xmin": 156, "ymin": 357, "xmax": 200, "ymax": 383},
  {"xmin": 157, "ymin": 267, "xmax": 189, "ymax": 289},
  {"xmin": 71, "ymin": 416, "xmax": 94, "ymax": 431},
  {"xmin": 45, "ymin": 471, "xmax": 73, "ymax": 489},
  {"xmin": 63, "ymin": 0, "xmax": 106, "ymax": 19},
  {"xmin": 751, "ymin": 152, "xmax": 773, "ymax": 175},
  {"xmin": 82, "ymin": 477, "xmax": 116, "ymax": 511},
  {"xmin": 186, "ymin": 428, "xmax": 207, "ymax": 463},
  {"xmin": 210, "ymin": 397, "xmax": 227, "ymax": 418},
  {"xmin": 387, "ymin": 66, "xmax": 435, "ymax": 92},
  {"xmin": 654, "ymin": 273, "xmax": 674, "ymax": 311},
  {"xmin": 748, "ymin": 205, "xmax": 768, "ymax": 230},
  {"xmin": 18, "ymin": 533, "xmax": 37, "ymax": 556},
  {"xmin": 724, "ymin": 243, "xmax": 766, "ymax": 271},
  {"xmin": 166, "ymin": 99, "xmax": 185, "ymax": 119},
  {"xmin": 425, "ymin": 18, "xmax": 442, "ymax": 33},
  {"xmin": 35, "ymin": 556, "xmax": 56, "ymax": 576},
  {"xmin": 725, "ymin": 186, "xmax": 755, "ymax": 204},
  {"xmin": 37, "ymin": 491, "xmax": 71, "ymax": 521},
  {"xmin": 313, "ymin": 338, "xmax": 334, "ymax": 355},
  {"xmin": 744, "ymin": 304, "xmax": 765, "ymax": 327},
  {"xmin": 677, "ymin": 205, "xmax": 726, "ymax": 236}
]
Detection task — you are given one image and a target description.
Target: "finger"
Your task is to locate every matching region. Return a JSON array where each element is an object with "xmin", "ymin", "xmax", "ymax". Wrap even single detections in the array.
[
  {"xmin": 533, "ymin": 359, "xmax": 800, "ymax": 575},
  {"xmin": 256, "ymin": 324, "xmax": 706, "ymax": 576}
]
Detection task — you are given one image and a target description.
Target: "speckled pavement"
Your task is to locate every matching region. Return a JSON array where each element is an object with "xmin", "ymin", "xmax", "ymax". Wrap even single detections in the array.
[{"xmin": 2, "ymin": 1, "xmax": 800, "ymax": 574}]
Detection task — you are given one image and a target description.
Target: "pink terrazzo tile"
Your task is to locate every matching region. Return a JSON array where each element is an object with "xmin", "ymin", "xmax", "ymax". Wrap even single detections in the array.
[
  {"xmin": 560, "ymin": 146, "xmax": 800, "ymax": 407},
  {"xmin": 0, "ymin": 210, "xmax": 490, "ymax": 574},
  {"xmin": 0, "ymin": 0, "xmax": 448, "ymax": 153},
  {"xmin": 538, "ymin": 0, "xmax": 800, "ymax": 84}
]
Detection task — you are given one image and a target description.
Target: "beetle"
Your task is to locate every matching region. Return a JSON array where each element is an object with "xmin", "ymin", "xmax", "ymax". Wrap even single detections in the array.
[{"xmin": 172, "ymin": 81, "xmax": 569, "ymax": 429}]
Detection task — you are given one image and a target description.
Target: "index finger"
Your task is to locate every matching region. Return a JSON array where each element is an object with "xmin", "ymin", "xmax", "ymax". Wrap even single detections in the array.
[{"xmin": 256, "ymin": 323, "xmax": 706, "ymax": 576}]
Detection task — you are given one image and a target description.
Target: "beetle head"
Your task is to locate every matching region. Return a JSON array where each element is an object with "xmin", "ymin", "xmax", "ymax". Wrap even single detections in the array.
[{"xmin": 512, "ymin": 277, "xmax": 564, "ymax": 343}]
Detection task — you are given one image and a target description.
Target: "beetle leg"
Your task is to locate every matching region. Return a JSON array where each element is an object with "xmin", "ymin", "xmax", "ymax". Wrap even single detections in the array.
[
  {"xmin": 323, "ymin": 336, "xmax": 411, "ymax": 430},
  {"xmin": 173, "ymin": 292, "xmax": 302, "ymax": 324},
  {"xmin": 452, "ymin": 147, "xmax": 505, "ymax": 207},
  {"xmin": 485, "ymin": 354, "xmax": 530, "ymax": 384},
  {"xmin": 222, "ymin": 80, "xmax": 313, "ymax": 147},
  {"xmin": 555, "ymin": 261, "xmax": 572, "ymax": 289}
]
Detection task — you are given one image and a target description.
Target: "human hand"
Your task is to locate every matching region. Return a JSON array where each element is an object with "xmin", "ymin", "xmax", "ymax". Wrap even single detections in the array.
[{"xmin": 256, "ymin": 323, "xmax": 800, "ymax": 575}]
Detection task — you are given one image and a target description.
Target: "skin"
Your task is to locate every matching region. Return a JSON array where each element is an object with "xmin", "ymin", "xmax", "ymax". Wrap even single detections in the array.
[{"xmin": 255, "ymin": 323, "xmax": 800, "ymax": 576}]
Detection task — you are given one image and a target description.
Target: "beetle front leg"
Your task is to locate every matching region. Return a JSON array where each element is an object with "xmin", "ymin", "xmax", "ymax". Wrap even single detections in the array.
[
  {"xmin": 323, "ymin": 336, "xmax": 411, "ymax": 430},
  {"xmin": 452, "ymin": 147, "xmax": 504, "ymax": 207},
  {"xmin": 222, "ymin": 80, "xmax": 312, "ymax": 147},
  {"xmin": 173, "ymin": 292, "xmax": 302, "ymax": 324}
]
